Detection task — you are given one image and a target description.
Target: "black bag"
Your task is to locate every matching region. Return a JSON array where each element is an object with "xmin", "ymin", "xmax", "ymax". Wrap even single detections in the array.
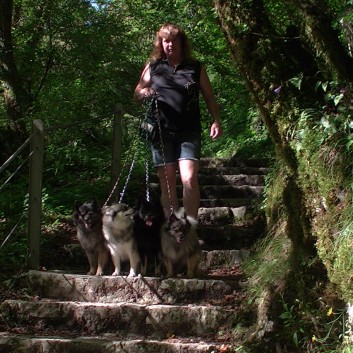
[
  {"xmin": 139, "ymin": 115, "xmax": 158, "ymax": 142},
  {"xmin": 139, "ymin": 95, "xmax": 161, "ymax": 142}
]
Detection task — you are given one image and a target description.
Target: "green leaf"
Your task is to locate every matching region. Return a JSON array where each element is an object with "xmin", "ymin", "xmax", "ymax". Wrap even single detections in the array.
[
  {"xmin": 322, "ymin": 81, "xmax": 329, "ymax": 92},
  {"xmin": 320, "ymin": 116, "xmax": 330, "ymax": 128},
  {"xmin": 289, "ymin": 73, "xmax": 303, "ymax": 90},
  {"xmin": 334, "ymin": 93, "xmax": 344, "ymax": 106}
]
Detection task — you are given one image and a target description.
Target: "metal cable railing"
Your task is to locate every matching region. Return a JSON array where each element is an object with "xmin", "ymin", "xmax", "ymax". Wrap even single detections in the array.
[
  {"xmin": 0, "ymin": 106, "xmax": 127, "ymax": 270},
  {"xmin": 0, "ymin": 136, "xmax": 34, "ymax": 258},
  {"xmin": 0, "ymin": 134, "xmax": 33, "ymax": 174},
  {"xmin": 0, "ymin": 212, "xmax": 26, "ymax": 251},
  {"xmin": 0, "ymin": 151, "xmax": 33, "ymax": 192}
]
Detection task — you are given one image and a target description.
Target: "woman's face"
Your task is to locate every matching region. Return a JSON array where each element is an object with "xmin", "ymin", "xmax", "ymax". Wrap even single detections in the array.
[{"xmin": 162, "ymin": 35, "xmax": 182, "ymax": 59}]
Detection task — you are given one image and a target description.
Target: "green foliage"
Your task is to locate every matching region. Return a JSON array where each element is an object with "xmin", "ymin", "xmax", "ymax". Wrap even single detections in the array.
[
  {"xmin": 1, "ymin": 0, "xmax": 266, "ymax": 228},
  {"xmin": 277, "ymin": 294, "xmax": 346, "ymax": 352},
  {"xmin": 0, "ymin": 5, "xmax": 352, "ymax": 352}
]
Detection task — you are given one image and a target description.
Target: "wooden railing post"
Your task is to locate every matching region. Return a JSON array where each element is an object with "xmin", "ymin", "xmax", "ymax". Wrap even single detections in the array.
[
  {"xmin": 110, "ymin": 103, "xmax": 124, "ymax": 194},
  {"xmin": 28, "ymin": 119, "xmax": 44, "ymax": 270}
]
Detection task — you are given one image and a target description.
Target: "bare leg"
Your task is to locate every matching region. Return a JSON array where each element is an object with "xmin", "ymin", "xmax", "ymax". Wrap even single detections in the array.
[
  {"xmin": 178, "ymin": 159, "xmax": 200, "ymax": 219},
  {"xmin": 157, "ymin": 164, "xmax": 179, "ymax": 218}
]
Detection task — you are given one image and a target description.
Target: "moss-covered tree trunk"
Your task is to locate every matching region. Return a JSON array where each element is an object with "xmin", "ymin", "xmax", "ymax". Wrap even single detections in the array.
[
  {"xmin": 213, "ymin": 0, "xmax": 330, "ymax": 340},
  {"xmin": 213, "ymin": 0, "xmax": 312, "ymax": 247},
  {"xmin": 0, "ymin": 0, "xmax": 31, "ymax": 162},
  {"xmin": 283, "ymin": 0, "xmax": 353, "ymax": 82}
]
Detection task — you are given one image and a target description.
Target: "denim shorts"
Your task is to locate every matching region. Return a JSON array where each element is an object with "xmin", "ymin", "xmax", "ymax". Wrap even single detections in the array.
[{"xmin": 151, "ymin": 131, "xmax": 201, "ymax": 166}]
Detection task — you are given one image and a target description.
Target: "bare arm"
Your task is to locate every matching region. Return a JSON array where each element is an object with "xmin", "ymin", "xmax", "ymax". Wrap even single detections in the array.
[
  {"xmin": 199, "ymin": 65, "xmax": 223, "ymax": 139},
  {"xmin": 134, "ymin": 63, "xmax": 155, "ymax": 102}
]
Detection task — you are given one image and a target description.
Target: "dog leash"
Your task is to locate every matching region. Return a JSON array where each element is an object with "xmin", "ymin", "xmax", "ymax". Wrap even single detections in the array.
[
  {"xmin": 103, "ymin": 157, "xmax": 134, "ymax": 206},
  {"xmin": 144, "ymin": 152, "xmax": 151, "ymax": 202},
  {"xmin": 104, "ymin": 144, "xmax": 136, "ymax": 207},
  {"xmin": 154, "ymin": 96, "xmax": 174, "ymax": 215}
]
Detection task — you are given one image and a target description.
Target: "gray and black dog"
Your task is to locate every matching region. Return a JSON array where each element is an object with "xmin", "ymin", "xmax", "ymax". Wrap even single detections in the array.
[
  {"xmin": 73, "ymin": 199, "xmax": 110, "ymax": 276},
  {"xmin": 160, "ymin": 210, "xmax": 201, "ymax": 278},
  {"xmin": 102, "ymin": 203, "xmax": 141, "ymax": 277}
]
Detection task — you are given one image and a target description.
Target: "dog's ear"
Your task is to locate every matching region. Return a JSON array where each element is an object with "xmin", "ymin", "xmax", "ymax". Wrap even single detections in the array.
[
  {"xmin": 168, "ymin": 212, "xmax": 178, "ymax": 224},
  {"xmin": 90, "ymin": 199, "xmax": 101, "ymax": 211},
  {"xmin": 74, "ymin": 200, "xmax": 83, "ymax": 210}
]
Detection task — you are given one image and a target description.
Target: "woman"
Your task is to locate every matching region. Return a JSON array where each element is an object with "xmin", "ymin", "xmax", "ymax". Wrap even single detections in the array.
[{"xmin": 134, "ymin": 23, "xmax": 222, "ymax": 219}]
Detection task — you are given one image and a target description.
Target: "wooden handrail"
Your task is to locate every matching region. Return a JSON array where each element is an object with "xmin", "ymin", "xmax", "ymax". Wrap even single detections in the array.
[{"xmin": 28, "ymin": 119, "xmax": 44, "ymax": 270}]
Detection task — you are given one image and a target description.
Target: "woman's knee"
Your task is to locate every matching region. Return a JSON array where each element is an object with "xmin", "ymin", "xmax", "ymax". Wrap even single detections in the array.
[
  {"xmin": 181, "ymin": 172, "xmax": 198, "ymax": 189},
  {"xmin": 180, "ymin": 168, "xmax": 198, "ymax": 189}
]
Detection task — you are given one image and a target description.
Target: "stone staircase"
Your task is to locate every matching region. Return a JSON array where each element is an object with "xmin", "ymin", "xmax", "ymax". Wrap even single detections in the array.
[{"xmin": 0, "ymin": 157, "xmax": 268, "ymax": 353}]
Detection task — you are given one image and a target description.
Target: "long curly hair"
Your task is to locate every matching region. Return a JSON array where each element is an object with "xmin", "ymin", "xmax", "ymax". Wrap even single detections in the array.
[{"xmin": 149, "ymin": 23, "xmax": 193, "ymax": 62}]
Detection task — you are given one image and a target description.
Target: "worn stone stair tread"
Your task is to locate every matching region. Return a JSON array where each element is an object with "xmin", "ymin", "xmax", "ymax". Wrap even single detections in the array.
[
  {"xmin": 151, "ymin": 183, "xmax": 264, "ymax": 198},
  {"xmin": 198, "ymin": 185, "xmax": 264, "ymax": 198},
  {"xmin": 199, "ymin": 226, "xmax": 260, "ymax": 250},
  {"xmin": 54, "ymin": 246, "xmax": 249, "ymax": 272},
  {"xmin": 198, "ymin": 206, "xmax": 261, "ymax": 223},
  {"xmin": 198, "ymin": 198, "xmax": 254, "ymax": 207},
  {"xmin": 200, "ymin": 250, "xmax": 249, "ymax": 271},
  {"xmin": 1, "ymin": 299, "xmax": 236, "ymax": 336},
  {"xmin": 150, "ymin": 173, "xmax": 266, "ymax": 185},
  {"xmin": 25, "ymin": 270, "xmax": 241, "ymax": 304},
  {"xmin": 0, "ymin": 334, "xmax": 233, "ymax": 353},
  {"xmin": 199, "ymin": 225, "xmax": 257, "ymax": 239},
  {"xmin": 197, "ymin": 207, "xmax": 265, "ymax": 247},
  {"xmin": 199, "ymin": 157, "xmax": 269, "ymax": 168},
  {"xmin": 197, "ymin": 174, "xmax": 266, "ymax": 186},
  {"xmin": 198, "ymin": 166, "xmax": 269, "ymax": 175}
]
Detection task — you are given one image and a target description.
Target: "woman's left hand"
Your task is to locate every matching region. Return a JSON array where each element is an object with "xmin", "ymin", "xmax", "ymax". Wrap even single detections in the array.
[{"xmin": 210, "ymin": 121, "xmax": 223, "ymax": 140}]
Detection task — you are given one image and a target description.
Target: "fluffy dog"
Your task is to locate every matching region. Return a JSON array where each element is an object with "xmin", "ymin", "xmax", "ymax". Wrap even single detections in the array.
[
  {"xmin": 161, "ymin": 210, "xmax": 201, "ymax": 278},
  {"xmin": 102, "ymin": 202, "xmax": 141, "ymax": 277},
  {"xmin": 73, "ymin": 199, "xmax": 110, "ymax": 276},
  {"xmin": 133, "ymin": 196, "xmax": 165, "ymax": 276}
]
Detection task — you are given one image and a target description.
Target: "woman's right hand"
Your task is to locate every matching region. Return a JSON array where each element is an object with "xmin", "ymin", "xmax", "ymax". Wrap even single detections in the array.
[
  {"xmin": 135, "ymin": 87, "xmax": 156, "ymax": 102},
  {"xmin": 137, "ymin": 87, "xmax": 155, "ymax": 102}
]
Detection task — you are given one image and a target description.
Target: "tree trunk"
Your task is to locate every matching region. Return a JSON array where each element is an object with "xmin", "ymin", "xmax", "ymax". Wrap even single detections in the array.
[
  {"xmin": 213, "ymin": 0, "xmax": 317, "ymax": 339},
  {"xmin": 0, "ymin": 0, "xmax": 32, "ymax": 161},
  {"xmin": 284, "ymin": 0, "xmax": 353, "ymax": 82}
]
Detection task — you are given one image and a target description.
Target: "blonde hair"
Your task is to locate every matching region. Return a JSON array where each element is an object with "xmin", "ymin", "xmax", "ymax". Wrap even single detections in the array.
[{"xmin": 149, "ymin": 23, "xmax": 193, "ymax": 61}]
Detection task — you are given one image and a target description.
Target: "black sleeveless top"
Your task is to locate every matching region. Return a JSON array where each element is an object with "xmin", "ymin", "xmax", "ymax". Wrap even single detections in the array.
[{"xmin": 149, "ymin": 59, "xmax": 202, "ymax": 133}]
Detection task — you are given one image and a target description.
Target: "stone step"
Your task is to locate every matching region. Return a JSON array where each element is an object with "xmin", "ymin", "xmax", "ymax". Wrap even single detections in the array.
[
  {"xmin": 198, "ymin": 198, "xmax": 253, "ymax": 208},
  {"xmin": 198, "ymin": 206, "xmax": 261, "ymax": 224},
  {"xmin": 151, "ymin": 184, "xmax": 264, "ymax": 199},
  {"xmin": 198, "ymin": 174, "xmax": 265, "ymax": 186},
  {"xmin": 150, "ymin": 173, "xmax": 266, "ymax": 186},
  {"xmin": 55, "ymin": 245, "xmax": 249, "ymax": 274},
  {"xmin": 25, "ymin": 271, "xmax": 241, "ymax": 305},
  {"xmin": 198, "ymin": 166, "xmax": 269, "ymax": 176},
  {"xmin": 0, "ymin": 334, "xmax": 233, "ymax": 353},
  {"xmin": 41, "ymin": 248, "xmax": 249, "ymax": 279},
  {"xmin": 0, "ymin": 300, "xmax": 236, "ymax": 337},
  {"xmin": 149, "ymin": 166, "xmax": 268, "ymax": 177},
  {"xmin": 199, "ymin": 225, "xmax": 263, "ymax": 250},
  {"xmin": 200, "ymin": 185, "xmax": 263, "ymax": 199},
  {"xmin": 199, "ymin": 157, "xmax": 269, "ymax": 168},
  {"xmin": 200, "ymin": 249, "xmax": 249, "ymax": 271}
]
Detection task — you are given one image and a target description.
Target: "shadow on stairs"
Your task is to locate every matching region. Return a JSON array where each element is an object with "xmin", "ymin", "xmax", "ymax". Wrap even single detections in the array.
[{"xmin": 0, "ymin": 157, "xmax": 269, "ymax": 353}]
